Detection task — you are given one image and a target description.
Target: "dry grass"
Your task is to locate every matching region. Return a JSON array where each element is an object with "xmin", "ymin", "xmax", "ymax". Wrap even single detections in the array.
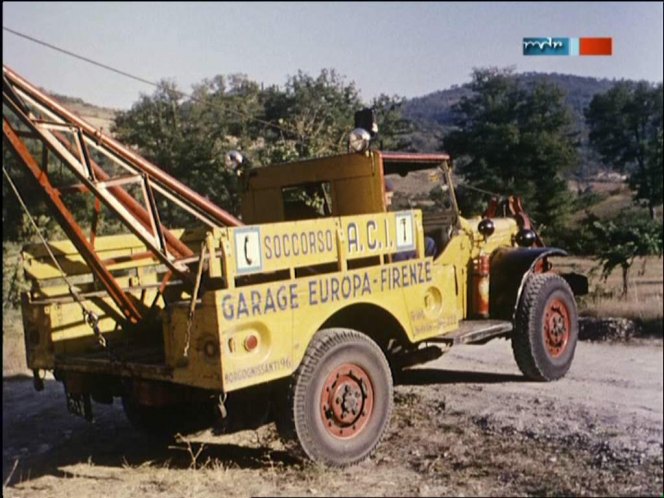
[
  {"xmin": 552, "ymin": 256, "xmax": 663, "ymax": 332},
  {"xmin": 3, "ymin": 307, "xmax": 29, "ymax": 377},
  {"xmin": 3, "ymin": 244, "xmax": 29, "ymax": 376}
]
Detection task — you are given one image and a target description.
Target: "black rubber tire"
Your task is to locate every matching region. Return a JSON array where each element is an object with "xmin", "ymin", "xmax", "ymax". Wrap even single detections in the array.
[
  {"xmin": 122, "ymin": 396, "xmax": 216, "ymax": 439},
  {"xmin": 512, "ymin": 273, "xmax": 579, "ymax": 381},
  {"xmin": 277, "ymin": 328, "xmax": 393, "ymax": 467}
]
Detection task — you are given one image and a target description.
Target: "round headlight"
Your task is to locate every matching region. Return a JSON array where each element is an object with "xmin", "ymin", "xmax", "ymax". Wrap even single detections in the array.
[
  {"xmin": 349, "ymin": 128, "xmax": 371, "ymax": 153},
  {"xmin": 516, "ymin": 228, "xmax": 537, "ymax": 247},
  {"xmin": 478, "ymin": 218, "xmax": 495, "ymax": 238}
]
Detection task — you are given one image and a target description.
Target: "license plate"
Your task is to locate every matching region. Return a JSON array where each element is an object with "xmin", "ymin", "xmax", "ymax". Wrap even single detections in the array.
[{"xmin": 66, "ymin": 392, "xmax": 93, "ymax": 421}]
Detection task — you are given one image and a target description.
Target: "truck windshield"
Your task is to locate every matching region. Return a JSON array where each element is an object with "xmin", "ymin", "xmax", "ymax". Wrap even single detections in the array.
[{"xmin": 384, "ymin": 163, "xmax": 459, "ymax": 255}]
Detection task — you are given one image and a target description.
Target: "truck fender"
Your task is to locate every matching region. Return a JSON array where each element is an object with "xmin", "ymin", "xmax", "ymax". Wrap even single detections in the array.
[{"xmin": 489, "ymin": 247, "xmax": 569, "ymax": 321}]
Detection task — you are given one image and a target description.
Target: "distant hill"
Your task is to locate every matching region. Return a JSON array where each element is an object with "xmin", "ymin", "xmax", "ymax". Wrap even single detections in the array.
[
  {"xmin": 404, "ymin": 72, "xmax": 617, "ymax": 128},
  {"xmin": 38, "ymin": 72, "xmax": 630, "ymax": 177},
  {"xmin": 401, "ymin": 72, "xmax": 620, "ymax": 175},
  {"xmin": 42, "ymin": 89, "xmax": 118, "ymax": 133},
  {"xmin": 20, "ymin": 78, "xmax": 654, "ymax": 233}
]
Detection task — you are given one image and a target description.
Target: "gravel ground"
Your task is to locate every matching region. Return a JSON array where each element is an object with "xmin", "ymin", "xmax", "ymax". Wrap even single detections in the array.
[{"xmin": 3, "ymin": 338, "xmax": 662, "ymax": 497}]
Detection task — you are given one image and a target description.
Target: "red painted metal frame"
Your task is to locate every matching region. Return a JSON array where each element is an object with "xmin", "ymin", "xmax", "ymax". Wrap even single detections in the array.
[
  {"xmin": 2, "ymin": 65, "xmax": 247, "ymax": 327},
  {"xmin": 48, "ymin": 130, "xmax": 194, "ymax": 259},
  {"xmin": 4, "ymin": 66, "xmax": 243, "ymax": 228},
  {"xmin": 3, "ymin": 118, "xmax": 142, "ymax": 324},
  {"xmin": 3, "ymin": 87, "xmax": 188, "ymax": 280},
  {"xmin": 543, "ymin": 297, "xmax": 571, "ymax": 358},
  {"xmin": 58, "ymin": 133, "xmax": 194, "ymax": 259}
]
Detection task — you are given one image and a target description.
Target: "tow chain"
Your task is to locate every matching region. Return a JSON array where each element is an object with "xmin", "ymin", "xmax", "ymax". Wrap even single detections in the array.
[
  {"xmin": 3, "ymin": 166, "xmax": 115, "ymax": 354},
  {"xmin": 84, "ymin": 310, "xmax": 106, "ymax": 348}
]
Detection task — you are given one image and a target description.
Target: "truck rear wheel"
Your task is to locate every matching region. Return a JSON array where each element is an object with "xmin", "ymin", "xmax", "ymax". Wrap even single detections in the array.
[
  {"xmin": 512, "ymin": 273, "xmax": 578, "ymax": 381},
  {"xmin": 278, "ymin": 328, "xmax": 393, "ymax": 466}
]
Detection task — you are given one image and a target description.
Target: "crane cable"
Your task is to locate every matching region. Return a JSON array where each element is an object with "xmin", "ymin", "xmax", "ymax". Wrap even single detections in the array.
[
  {"xmin": 4, "ymin": 27, "xmax": 513, "ymax": 206},
  {"xmin": 3, "ymin": 26, "xmax": 323, "ymax": 151}
]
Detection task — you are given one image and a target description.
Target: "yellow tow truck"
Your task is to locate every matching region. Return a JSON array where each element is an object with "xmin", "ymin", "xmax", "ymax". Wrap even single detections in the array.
[{"xmin": 5, "ymin": 66, "xmax": 586, "ymax": 466}]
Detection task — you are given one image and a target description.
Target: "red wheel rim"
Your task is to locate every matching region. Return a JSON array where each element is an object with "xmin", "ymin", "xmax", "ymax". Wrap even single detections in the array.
[
  {"xmin": 320, "ymin": 363, "xmax": 374, "ymax": 439},
  {"xmin": 543, "ymin": 297, "xmax": 571, "ymax": 358}
]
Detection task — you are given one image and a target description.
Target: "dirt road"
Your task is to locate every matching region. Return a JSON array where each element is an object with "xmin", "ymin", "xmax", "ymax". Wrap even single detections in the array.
[{"xmin": 3, "ymin": 338, "xmax": 662, "ymax": 497}]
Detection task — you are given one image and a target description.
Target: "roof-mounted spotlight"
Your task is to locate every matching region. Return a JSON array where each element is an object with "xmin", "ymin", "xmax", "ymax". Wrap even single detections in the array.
[
  {"xmin": 349, "ymin": 127, "xmax": 371, "ymax": 153},
  {"xmin": 224, "ymin": 150, "xmax": 244, "ymax": 175},
  {"xmin": 349, "ymin": 108, "xmax": 378, "ymax": 154}
]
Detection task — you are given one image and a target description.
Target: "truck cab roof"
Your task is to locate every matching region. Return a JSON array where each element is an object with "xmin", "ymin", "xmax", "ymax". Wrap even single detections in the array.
[{"xmin": 241, "ymin": 151, "xmax": 452, "ymax": 224}]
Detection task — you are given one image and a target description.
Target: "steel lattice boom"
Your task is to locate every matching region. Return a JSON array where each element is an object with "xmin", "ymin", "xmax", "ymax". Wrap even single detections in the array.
[{"xmin": 2, "ymin": 65, "xmax": 243, "ymax": 325}]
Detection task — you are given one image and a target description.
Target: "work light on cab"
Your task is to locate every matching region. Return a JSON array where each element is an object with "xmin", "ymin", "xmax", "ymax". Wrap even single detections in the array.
[
  {"xmin": 224, "ymin": 150, "xmax": 244, "ymax": 175},
  {"xmin": 349, "ymin": 128, "xmax": 371, "ymax": 153}
]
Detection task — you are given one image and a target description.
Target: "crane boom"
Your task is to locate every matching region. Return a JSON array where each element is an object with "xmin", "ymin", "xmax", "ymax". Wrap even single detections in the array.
[{"xmin": 3, "ymin": 65, "xmax": 243, "ymax": 326}]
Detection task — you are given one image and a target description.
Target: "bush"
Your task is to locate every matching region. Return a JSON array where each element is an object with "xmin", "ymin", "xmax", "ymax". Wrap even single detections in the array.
[{"xmin": 582, "ymin": 210, "xmax": 663, "ymax": 295}]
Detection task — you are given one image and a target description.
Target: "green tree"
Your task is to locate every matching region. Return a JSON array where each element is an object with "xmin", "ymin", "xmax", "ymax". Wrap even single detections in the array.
[
  {"xmin": 262, "ymin": 69, "xmax": 362, "ymax": 161},
  {"xmin": 112, "ymin": 77, "xmax": 264, "ymax": 220},
  {"xmin": 585, "ymin": 81, "xmax": 663, "ymax": 219},
  {"xmin": 443, "ymin": 68, "xmax": 578, "ymax": 236},
  {"xmin": 181, "ymin": 74, "xmax": 265, "ymax": 213},
  {"xmin": 111, "ymin": 69, "xmax": 412, "ymax": 222},
  {"xmin": 370, "ymin": 94, "xmax": 415, "ymax": 151},
  {"xmin": 2, "ymin": 131, "xmax": 76, "ymax": 242},
  {"xmin": 113, "ymin": 80, "xmax": 185, "ymax": 171},
  {"xmin": 581, "ymin": 210, "xmax": 663, "ymax": 296}
]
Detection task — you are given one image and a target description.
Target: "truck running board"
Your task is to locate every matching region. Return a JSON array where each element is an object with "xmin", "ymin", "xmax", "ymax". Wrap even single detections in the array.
[{"xmin": 428, "ymin": 320, "xmax": 513, "ymax": 346}]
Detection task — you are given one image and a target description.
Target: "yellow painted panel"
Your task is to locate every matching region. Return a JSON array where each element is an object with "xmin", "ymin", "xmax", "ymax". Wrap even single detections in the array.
[
  {"xmin": 241, "ymin": 187, "xmax": 285, "ymax": 224},
  {"xmin": 242, "ymin": 152, "xmax": 383, "ymax": 224},
  {"xmin": 226, "ymin": 211, "xmax": 424, "ymax": 276},
  {"xmin": 247, "ymin": 152, "xmax": 376, "ymax": 190},
  {"xmin": 338, "ymin": 211, "xmax": 423, "ymax": 260},
  {"xmin": 218, "ymin": 258, "xmax": 438, "ymax": 391},
  {"xmin": 228, "ymin": 218, "xmax": 338, "ymax": 275},
  {"xmin": 22, "ymin": 229, "xmax": 207, "ymax": 280},
  {"xmin": 405, "ymin": 263, "xmax": 460, "ymax": 338},
  {"xmin": 332, "ymin": 176, "xmax": 383, "ymax": 216},
  {"xmin": 165, "ymin": 295, "xmax": 224, "ymax": 391}
]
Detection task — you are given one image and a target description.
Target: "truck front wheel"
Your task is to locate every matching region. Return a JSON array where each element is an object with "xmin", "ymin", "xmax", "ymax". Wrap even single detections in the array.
[
  {"xmin": 512, "ymin": 273, "xmax": 578, "ymax": 381},
  {"xmin": 278, "ymin": 328, "xmax": 393, "ymax": 466}
]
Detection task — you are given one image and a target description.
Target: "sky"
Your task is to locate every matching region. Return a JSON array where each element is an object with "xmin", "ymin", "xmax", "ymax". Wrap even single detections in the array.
[{"xmin": 2, "ymin": 2, "xmax": 663, "ymax": 110}]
